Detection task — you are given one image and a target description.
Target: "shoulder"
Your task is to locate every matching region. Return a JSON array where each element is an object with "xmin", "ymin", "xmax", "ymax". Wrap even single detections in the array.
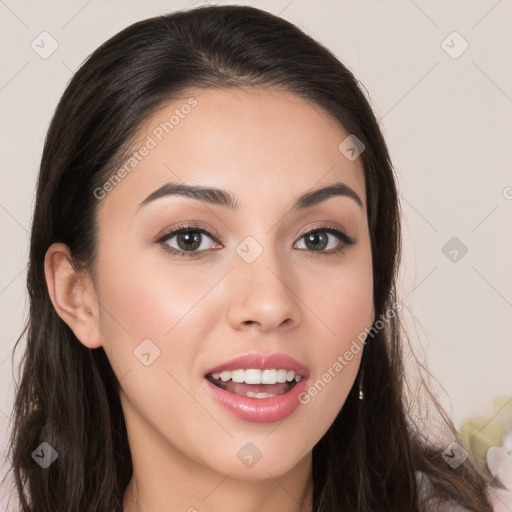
[
  {"xmin": 486, "ymin": 487, "xmax": 512, "ymax": 512},
  {"xmin": 416, "ymin": 471, "xmax": 512, "ymax": 511},
  {"xmin": 427, "ymin": 488, "xmax": 512, "ymax": 512}
]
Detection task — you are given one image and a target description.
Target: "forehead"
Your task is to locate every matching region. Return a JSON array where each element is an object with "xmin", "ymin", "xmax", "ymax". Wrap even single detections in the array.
[{"xmin": 97, "ymin": 86, "xmax": 366, "ymax": 218}]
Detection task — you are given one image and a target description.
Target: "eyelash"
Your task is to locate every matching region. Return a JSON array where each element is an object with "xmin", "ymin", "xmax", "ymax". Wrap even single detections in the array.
[{"xmin": 156, "ymin": 223, "xmax": 356, "ymax": 259}]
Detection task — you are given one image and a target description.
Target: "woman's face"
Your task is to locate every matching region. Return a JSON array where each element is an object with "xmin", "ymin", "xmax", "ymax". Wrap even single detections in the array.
[{"xmin": 91, "ymin": 87, "xmax": 374, "ymax": 479}]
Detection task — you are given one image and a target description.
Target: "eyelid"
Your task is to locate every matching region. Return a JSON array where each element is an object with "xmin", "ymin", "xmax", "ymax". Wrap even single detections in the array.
[
  {"xmin": 155, "ymin": 221, "xmax": 221, "ymax": 244},
  {"xmin": 296, "ymin": 222, "xmax": 355, "ymax": 245}
]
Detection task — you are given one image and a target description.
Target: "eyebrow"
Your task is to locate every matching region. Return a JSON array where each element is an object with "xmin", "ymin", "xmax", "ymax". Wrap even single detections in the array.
[{"xmin": 137, "ymin": 181, "xmax": 364, "ymax": 213}]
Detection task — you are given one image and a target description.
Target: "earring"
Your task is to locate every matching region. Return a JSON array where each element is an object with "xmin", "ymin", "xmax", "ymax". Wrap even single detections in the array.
[{"xmin": 358, "ymin": 366, "xmax": 365, "ymax": 400}]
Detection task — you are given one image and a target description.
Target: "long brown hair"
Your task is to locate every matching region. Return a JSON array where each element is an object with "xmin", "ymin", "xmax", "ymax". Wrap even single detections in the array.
[{"xmin": 6, "ymin": 5, "xmax": 496, "ymax": 511}]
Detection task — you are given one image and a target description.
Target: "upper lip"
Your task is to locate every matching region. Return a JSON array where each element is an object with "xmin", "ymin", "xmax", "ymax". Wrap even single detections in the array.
[{"xmin": 204, "ymin": 352, "xmax": 309, "ymax": 378}]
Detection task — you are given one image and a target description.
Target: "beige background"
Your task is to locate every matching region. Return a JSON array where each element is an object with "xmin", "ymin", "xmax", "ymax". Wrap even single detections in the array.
[{"xmin": 1, "ymin": 0, "xmax": 511, "ymax": 503}]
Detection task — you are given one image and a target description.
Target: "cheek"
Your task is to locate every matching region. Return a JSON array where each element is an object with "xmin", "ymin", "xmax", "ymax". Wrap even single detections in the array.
[
  {"xmin": 297, "ymin": 246, "xmax": 373, "ymax": 427},
  {"xmin": 93, "ymin": 246, "xmax": 227, "ymax": 465},
  {"xmin": 93, "ymin": 240, "xmax": 225, "ymax": 382},
  {"xmin": 96, "ymin": 237, "xmax": 219, "ymax": 336},
  {"xmin": 306, "ymin": 244, "xmax": 374, "ymax": 355}
]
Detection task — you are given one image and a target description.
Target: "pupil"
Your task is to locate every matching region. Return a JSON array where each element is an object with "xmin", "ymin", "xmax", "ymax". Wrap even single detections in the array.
[
  {"xmin": 306, "ymin": 232, "xmax": 327, "ymax": 250},
  {"xmin": 178, "ymin": 231, "xmax": 201, "ymax": 251}
]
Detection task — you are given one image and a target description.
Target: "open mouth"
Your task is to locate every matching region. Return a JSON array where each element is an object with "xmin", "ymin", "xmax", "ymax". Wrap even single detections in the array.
[{"xmin": 205, "ymin": 369, "xmax": 303, "ymax": 399}]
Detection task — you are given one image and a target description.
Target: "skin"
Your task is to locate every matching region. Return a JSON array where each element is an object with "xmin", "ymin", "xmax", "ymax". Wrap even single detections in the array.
[{"xmin": 45, "ymin": 87, "xmax": 375, "ymax": 512}]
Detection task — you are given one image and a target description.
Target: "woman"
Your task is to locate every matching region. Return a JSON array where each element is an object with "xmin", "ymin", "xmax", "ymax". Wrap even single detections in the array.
[{"xmin": 6, "ymin": 4, "xmax": 507, "ymax": 511}]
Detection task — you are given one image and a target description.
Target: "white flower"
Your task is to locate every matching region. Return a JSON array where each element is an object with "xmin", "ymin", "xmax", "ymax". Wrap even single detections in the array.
[{"xmin": 487, "ymin": 432, "xmax": 512, "ymax": 491}]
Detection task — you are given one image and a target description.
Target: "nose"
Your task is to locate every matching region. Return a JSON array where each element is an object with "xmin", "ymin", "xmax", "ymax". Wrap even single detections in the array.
[{"xmin": 226, "ymin": 243, "xmax": 302, "ymax": 333}]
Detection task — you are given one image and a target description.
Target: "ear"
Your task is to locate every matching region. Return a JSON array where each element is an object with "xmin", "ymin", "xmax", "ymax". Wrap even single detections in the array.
[{"xmin": 44, "ymin": 242, "xmax": 103, "ymax": 349}]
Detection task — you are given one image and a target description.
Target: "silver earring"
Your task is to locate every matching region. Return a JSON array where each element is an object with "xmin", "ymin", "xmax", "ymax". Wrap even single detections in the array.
[{"xmin": 358, "ymin": 368, "xmax": 365, "ymax": 400}]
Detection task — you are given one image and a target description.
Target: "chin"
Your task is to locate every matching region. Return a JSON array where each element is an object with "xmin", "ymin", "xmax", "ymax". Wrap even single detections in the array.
[{"xmin": 196, "ymin": 434, "xmax": 312, "ymax": 481}]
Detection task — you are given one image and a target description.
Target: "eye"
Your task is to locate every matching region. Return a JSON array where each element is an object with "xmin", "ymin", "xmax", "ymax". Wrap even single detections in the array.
[
  {"xmin": 294, "ymin": 226, "xmax": 355, "ymax": 255},
  {"xmin": 157, "ymin": 224, "xmax": 221, "ymax": 258}
]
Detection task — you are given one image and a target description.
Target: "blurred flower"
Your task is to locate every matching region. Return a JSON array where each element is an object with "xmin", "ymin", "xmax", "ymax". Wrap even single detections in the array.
[
  {"xmin": 487, "ymin": 432, "xmax": 512, "ymax": 491},
  {"xmin": 459, "ymin": 396, "xmax": 512, "ymax": 491}
]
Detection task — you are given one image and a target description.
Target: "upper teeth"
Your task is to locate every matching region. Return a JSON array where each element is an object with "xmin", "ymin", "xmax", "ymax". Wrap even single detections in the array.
[{"xmin": 211, "ymin": 369, "xmax": 302, "ymax": 385}]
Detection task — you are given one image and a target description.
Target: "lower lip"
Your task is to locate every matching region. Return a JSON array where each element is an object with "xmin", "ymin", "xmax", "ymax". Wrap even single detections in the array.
[{"xmin": 203, "ymin": 377, "xmax": 308, "ymax": 423}]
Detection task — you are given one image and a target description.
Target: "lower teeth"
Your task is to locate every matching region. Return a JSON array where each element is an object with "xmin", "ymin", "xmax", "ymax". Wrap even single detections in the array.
[
  {"xmin": 208, "ymin": 376, "xmax": 295, "ymax": 398},
  {"xmin": 246, "ymin": 391, "xmax": 276, "ymax": 399}
]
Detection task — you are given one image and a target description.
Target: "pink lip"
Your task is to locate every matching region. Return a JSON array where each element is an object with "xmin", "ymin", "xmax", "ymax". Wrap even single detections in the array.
[{"xmin": 203, "ymin": 352, "xmax": 309, "ymax": 424}]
